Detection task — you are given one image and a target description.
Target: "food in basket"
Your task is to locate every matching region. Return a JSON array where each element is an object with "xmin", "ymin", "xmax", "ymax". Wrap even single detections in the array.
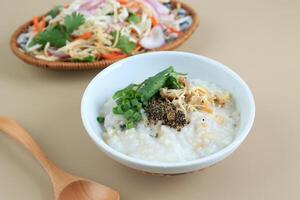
[
  {"xmin": 17, "ymin": 0, "xmax": 193, "ymax": 62},
  {"xmin": 97, "ymin": 67, "xmax": 240, "ymax": 163}
]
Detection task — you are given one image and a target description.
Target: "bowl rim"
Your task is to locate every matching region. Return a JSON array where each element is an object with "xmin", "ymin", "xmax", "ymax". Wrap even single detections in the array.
[{"xmin": 81, "ymin": 51, "xmax": 255, "ymax": 169}]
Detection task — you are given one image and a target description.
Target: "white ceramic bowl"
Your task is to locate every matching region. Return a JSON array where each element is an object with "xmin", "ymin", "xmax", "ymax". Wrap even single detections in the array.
[{"xmin": 81, "ymin": 51, "xmax": 255, "ymax": 175}]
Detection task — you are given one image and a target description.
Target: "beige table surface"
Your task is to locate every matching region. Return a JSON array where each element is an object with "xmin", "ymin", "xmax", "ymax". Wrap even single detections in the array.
[{"xmin": 1, "ymin": 0, "xmax": 299, "ymax": 199}]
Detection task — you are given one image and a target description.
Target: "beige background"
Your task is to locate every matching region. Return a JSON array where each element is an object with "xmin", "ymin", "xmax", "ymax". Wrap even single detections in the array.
[{"xmin": 1, "ymin": 0, "xmax": 299, "ymax": 199}]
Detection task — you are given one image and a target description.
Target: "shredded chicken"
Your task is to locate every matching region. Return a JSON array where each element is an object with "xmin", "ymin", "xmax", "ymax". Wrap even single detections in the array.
[
  {"xmin": 213, "ymin": 94, "xmax": 230, "ymax": 107},
  {"xmin": 160, "ymin": 88, "xmax": 184, "ymax": 100},
  {"xmin": 160, "ymin": 79, "xmax": 231, "ymax": 114}
]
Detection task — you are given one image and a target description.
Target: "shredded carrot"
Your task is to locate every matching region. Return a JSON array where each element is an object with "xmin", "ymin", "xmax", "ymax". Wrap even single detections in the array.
[
  {"xmin": 133, "ymin": 44, "xmax": 142, "ymax": 52},
  {"xmin": 64, "ymin": 4, "xmax": 69, "ymax": 8},
  {"xmin": 75, "ymin": 32, "xmax": 93, "ymax": 40},
  {"xmin": 127, "ymin": 2, "xmax": 140, "ymax": 9},
  {"xmin": 102, "ymin": 52, "xmax": 127, "ymax": 60},
  {"xmin": 117, "ymin": 0, "xmax": 128, "ymax": 5},
  {"xmin": 40, "ymin": 17, "xmax": 46, "ymax": 32},
  {"xmin": 167, "ymin": 27, "xmax": 181, "ymax": 34},
  {"xmin": 150, "ymin": 16, "xmax": 159, "ymax": 27},
  {"xmin": 33, "ymin": 16, "xmax": 39, "ymax": 33}
]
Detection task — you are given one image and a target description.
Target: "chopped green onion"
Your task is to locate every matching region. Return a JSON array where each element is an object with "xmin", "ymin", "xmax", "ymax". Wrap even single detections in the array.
[
  {"xmin": 130, "ymin": 99, "xmax": 142, "ymax": 109},
  {"xmin": 113, "ymin": 106, "xmax": 123, "ymax": 114},
  {"xmin": 97, "ymin": 116, "xmax": 105, "ymax": 124},
  {"xmin": 125, "ymin": 121, "xmax": 135, "ymax": 129},
  {"xmin": 124, "ymin": 110, "xmax": 134, "ymax": 119},
  {"xmin": 132, "ymin": 112, "xmax": 142, "ymax": 121},
  {"xmin": 121, "ymin": 99, "xmax": 131, "ymax": 110}
]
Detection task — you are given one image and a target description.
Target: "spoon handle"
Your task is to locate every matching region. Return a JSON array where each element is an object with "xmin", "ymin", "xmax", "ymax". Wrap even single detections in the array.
[{"xmin": 0, "ymin": 117, "xmax": 75, "ymax": 192}]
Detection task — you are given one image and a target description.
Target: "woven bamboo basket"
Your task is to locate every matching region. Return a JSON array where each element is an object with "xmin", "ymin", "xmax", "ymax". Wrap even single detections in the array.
[{"xmin": 10, "ymin": 1, "xmax": 199, "ymax": 70}]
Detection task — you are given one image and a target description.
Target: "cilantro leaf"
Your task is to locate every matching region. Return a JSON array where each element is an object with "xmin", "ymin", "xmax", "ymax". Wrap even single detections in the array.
[
  {"xmin": 127, "ymin": 12, "xmax": 141, "ymax": 24},
  {"xmin": 117, "ymin": 35, "xmax": 136, "ymax": 54},
  {"xmin": 71, "ymin": 56, "xmax": 96, "ymax": 62},
  {"xmin": 111, "ymin": 32, "xmax": 136, "ymax": 54},
  {"xmin": 30, "ymin": 12, "xmax": 85, "ymax": 49},
  {"xmin": 49, "ymin": 5, "xmax": 63, "ymax": 18},
  {"xmin": 30, "ymin": 25, "xmax": 69, "ymax": 48},
  {"xmin": 64, "ymin": 12, "xmax": 85, "ymax": 34}
]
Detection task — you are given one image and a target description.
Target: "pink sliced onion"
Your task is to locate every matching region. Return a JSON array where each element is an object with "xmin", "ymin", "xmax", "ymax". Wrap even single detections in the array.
[
  {"xmin": 159, "ymin": 14, "xmax": 177, "ymax": 28},
  {"xmin": 139, "ymin": 0, "xmax": 176, "ymax": 27},
  {"xmin": 105, "ymin": 25, "xmax": 113, "ymax": 33},
  {"xmin": 145, "ymin": 0, "xmax": 170, "ymax": 15},
  {"xmin": 137, "ymin": 0, "xmax": 159, "ymax": 18},
  {"xmin": 139, "ymin": 25, "xmax": 165, "ymax": 49},
  {"xmin": 78, "ymin": 0, "xmax": 105, "ymax": 15},
  {"xmin": 47, "ymin": 48, "xmax": 70, "ymax": 60},
  {"xmin": 78, "ymin": 0, "xmax": 95, "ymax": 9}
]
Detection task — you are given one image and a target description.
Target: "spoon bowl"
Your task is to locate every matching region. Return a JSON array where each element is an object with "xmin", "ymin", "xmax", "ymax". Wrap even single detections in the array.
[{"xmin": 58, "ymin": 180, "xmax": 119, "ymax": 200}]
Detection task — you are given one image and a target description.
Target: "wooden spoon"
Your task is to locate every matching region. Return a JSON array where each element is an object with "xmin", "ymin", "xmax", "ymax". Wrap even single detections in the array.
[{"xmin": 0, "ymin": 117, "xmax": 120, "ymax": 200}]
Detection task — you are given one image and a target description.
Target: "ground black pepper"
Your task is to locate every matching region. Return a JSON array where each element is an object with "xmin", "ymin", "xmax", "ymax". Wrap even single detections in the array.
[{"xmin": 145, "ymin": 98, "xmax": 189, "ymax": 131}]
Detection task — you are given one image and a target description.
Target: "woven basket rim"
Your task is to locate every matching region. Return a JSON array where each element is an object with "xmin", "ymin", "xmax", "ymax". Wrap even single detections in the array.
[{"xmin": 10, "ymin": 0, "xmax": 199, "ymax": 70}]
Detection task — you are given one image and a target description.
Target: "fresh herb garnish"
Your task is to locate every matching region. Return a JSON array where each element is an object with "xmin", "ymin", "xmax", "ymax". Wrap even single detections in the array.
[
  {"xmin": 108, "ymin": 67, "xmax": 186, "ymax": 130},
  {"xmin": 137, "ymin": 67, "xmax": 174, "ymax": 103},
  {"xmin": 165, "ymin": 75, "xmax": 182, "ymax": 89},
  {"xmin": 111, "ymin": 31, "xmax": 136, "ymax": 54},
  {"xmin": 64, "ymin": 12, "xmax": 85, "ymax": 34},
  {"xmin": 49, "ymin": 5, "xmax": 63, "ymax": 18},
  {"xmin": 71, "ymin": 56, "xmax": 96, "ymax": 62},
  {"xmin": 116, "ymin": 35, "xmax": 136, "ymax": 54},
  {"xmin": 127, "ymin": 12, "xmax": 141, "ymax": 24},
  {"xmin": 112, "ymin": 85, "xmax": 143, "ymax": 129},
  {"xmin": 30, "ymin": 12, "xmax": 85, "ymax": 48},
  {"xmin": 113, "ymin": 84, "xmax": 139, "ymax": 99},
  {"xmin": 30, "ymin": 25, "xmax": 69, "ymax": 48},
  {"xmin": 137, "ymin": 67, "xmax": 185, "ymax": 103}
]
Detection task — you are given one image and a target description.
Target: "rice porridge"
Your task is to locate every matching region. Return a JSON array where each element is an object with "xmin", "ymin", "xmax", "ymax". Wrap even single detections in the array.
[{"xmin": 98, "ymin": 73, "xmax": 240, "ymax": 163}]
